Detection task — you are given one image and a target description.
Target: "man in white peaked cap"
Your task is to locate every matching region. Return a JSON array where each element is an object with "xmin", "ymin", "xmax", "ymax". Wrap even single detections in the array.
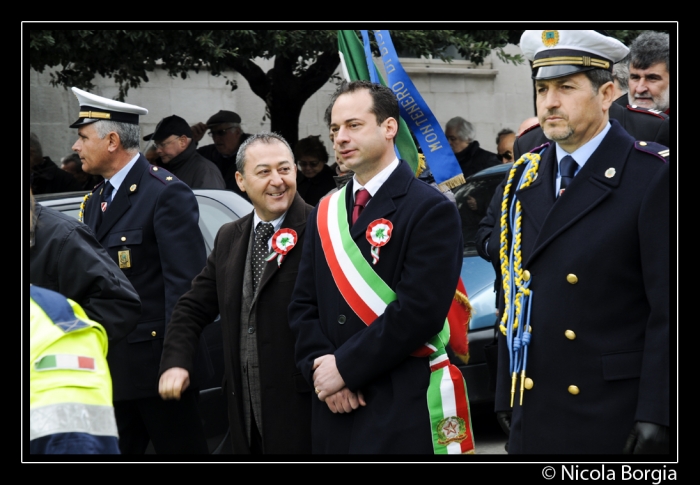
[
  {"xmin": 484, "ymin": 30, "xmax": 670, "ymax": 455},
  {"xmin": 70, "ymin": 87, "xmax": 210, "ymax": 454}
]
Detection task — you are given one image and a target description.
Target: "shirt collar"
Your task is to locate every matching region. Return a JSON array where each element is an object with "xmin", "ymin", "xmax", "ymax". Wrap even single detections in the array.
[
  {"xmin": 253, "ymin": 211, "xmax": 287, "ymax": 234},
  {"xmin": 555, "ymin": 121, "xmax": 611, "ymax": 170},
  {"xmin": 352, "ymin": 157, "xmax": 399, "ymax": 200},
  {"xmin": 105, "ymin": 153, "xmax": 140, "ymax": 193}
]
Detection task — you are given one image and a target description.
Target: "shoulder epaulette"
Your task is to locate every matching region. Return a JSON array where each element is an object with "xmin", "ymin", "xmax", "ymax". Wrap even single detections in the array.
[
  {"xmin": 91, "ymin": 179, "xmax": 105, "ymax": 194},
  {"xmin": 627, "ymin": 105, "xmax": 670, "ymax": 121},
  {"xmin": 519, "ymin": 122, "xmax": 541, "ymax": 137},
  {"xmin": 149, "ymin": 165, "xmax": 177, "ymax": 185},
  {"xmin": 527, "ymin": 142, "xmax": 550, "ymax": 154},
  {"xmin": 634, "ymin": 141, "xmax": 669, "ymax": 163}
]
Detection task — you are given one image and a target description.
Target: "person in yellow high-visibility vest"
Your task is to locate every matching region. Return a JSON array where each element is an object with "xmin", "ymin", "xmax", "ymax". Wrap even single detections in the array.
[{"xmin": 30, "ymin": 284, "xmax": 119, "ymax": 454}]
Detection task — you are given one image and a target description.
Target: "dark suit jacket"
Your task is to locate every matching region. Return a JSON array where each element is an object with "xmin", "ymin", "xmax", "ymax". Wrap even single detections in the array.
[
  {"xmin": 480, "ymin": 105, "xmax": 671, "ymax": 307},
  {"xmin": 491, "ymin": 121, "xmax": 669, "ymax": 453},
  {"xmin": 83, "ymin": 155, "xmax": 207, "ymax": 401},
  {"xmin": 159, "ymin": 193, "xmax": 313, "ymax": 454},
  {"xmin": 455, "ymin": 140, "xmax": 500, "ymax": 179},
  {"xmin": 288, "ymin": 161, "xmax": 463, "ymax": 453}
]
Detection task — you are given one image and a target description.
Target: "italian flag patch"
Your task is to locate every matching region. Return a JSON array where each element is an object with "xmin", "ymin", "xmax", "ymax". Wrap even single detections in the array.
[{"xmin": 34, "ymin": 354, "xmax": 96, "ymax": 372}]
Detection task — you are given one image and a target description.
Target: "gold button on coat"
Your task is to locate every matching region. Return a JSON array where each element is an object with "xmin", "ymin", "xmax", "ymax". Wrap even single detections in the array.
[
  {"xmin": 639, "ymin": 141, "xmax": 648, "ymax": 146},
  {"xmin": 121, "ymin": 236, "xmax": 126, "ymax": 242},
  {"xmin": 151, "ymin": 331, "xmax": 156, "ymax": 337},
  {"xmin": 565, "ymin": 330, "xmax": 576, "ymax": 340},
  {"xmin": 566, "ymin": 274, "xmax": 578, "ymax": 284},
  {"xmin": 568, "ymin": 385, "xmax": 580, "ymax": 395},
  {"xmin": 524, "ymin": 378, "xmax": 534, "ymax": 390},
  {"xmin": 523, "ymin": 270, "xmax": 531, "ymax": 281}
]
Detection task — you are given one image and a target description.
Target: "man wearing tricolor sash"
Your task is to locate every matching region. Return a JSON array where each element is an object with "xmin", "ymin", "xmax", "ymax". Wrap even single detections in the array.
[{"xmin": 289, "ymin": 81, "xmax": 474, "ymax": 454}]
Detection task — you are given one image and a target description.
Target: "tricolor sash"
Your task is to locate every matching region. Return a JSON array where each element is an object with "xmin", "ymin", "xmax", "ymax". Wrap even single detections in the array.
[{"xmin": 316, "ymin": 186, "xmax": 474, "ymax": 454}]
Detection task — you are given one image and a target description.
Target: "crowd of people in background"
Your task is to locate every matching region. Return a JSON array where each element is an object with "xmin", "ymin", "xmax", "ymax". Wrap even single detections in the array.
[{"xmin": 28, "ymin": 29, "xmax": 672, "ymax": 458}]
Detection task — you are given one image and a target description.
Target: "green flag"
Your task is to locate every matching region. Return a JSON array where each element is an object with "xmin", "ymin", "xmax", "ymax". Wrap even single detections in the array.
[{"xmin": 337, "ymin": 30, "xmax": 420, "ymax": 175}]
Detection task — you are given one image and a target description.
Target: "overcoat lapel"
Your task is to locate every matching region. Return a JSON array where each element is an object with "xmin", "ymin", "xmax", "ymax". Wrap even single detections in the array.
[
  {"xmin": 84, "ymin": 182, "xmax": 104, "ymax": 233},
  {"xmin": 347, "ymin": 161, "xmax": 412, "ymax": 241},
  {"xmin": 521, "ymin": 121, "xmax": 633, "ymax": 265},
  {"xmin": 256, "ymin": 193, "xmax": 308, "ymax": 297},
  {"xmin": 226, "ymin": 215, "xmax": 251, "ymax": 312},
  {"xmin": 515, "ymin": 143, "xmax": 557, "ymax": 239},
  {"xmin": 95, "ymin": 157, "xmax": 148, "ymax": 240}
]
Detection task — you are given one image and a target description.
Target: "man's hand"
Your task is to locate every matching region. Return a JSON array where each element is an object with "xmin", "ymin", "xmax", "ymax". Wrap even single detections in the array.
[
  {"xmin": 158, "ymin": 367, "xmax": 190, "ymax": 401},
  {"xmin": 496, "ymin": 411, "xmax": 512, "ymax": 436},
  {"xmin": 190, "ymin": 122, "xmax": 207, "ymax": 144},
  {"xmin": 622, "ymin": 421, "xmax": 670, "ymax": 454},
  {"xmin": 324, "ymin": 388, "xmax": 366, "ymax": 414},
  {"xmin": 312, "ymin": 354, "xmax": 345, "ymax": 400}
]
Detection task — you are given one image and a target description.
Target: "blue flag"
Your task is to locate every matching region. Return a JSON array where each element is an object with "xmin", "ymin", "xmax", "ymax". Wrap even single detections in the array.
[{"xmin": 370, "ymin": 30, "xmax": 465, "ymax": 191}]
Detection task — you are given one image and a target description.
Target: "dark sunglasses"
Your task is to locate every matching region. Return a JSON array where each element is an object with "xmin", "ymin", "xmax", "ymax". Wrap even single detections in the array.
[
  {"xmin": 208, "ymin": 127, "xmax": 234, "ymax": 138},
  {"xmin": 497, "ymin": 151, "xmax": 513, "ymax": 162}
]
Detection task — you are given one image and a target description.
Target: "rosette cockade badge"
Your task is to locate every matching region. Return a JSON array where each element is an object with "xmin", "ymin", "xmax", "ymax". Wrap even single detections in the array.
[
  {"xmin": 366, "ymin": 219, "xmax": 393, "ymax": 265},
  {"xmin": 265, "ymin": 228, "xmax": 298, "ymax": 267}
]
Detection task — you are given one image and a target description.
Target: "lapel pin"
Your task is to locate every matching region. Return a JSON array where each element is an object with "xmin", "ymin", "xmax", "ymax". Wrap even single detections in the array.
[
  {"xmin": 366, "ymin": 219, "xmax": 393, "ymax": 265},
  {"xmin": 266, "ymin": 228, "xmax": 298, "ymax": 267},
  {"xmin": 605, "ymin": 168, "xmax": 616, "ymax": 178}
]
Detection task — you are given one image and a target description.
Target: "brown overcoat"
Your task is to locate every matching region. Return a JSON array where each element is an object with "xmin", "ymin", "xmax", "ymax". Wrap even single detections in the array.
[{"xmin": 160, "ymin": 193, "xmax": 313, "ymax": 454}]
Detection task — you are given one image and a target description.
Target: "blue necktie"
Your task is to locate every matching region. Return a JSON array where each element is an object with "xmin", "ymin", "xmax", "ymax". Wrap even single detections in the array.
[
  {"xmin": 559, "ymin": 156, "xmax": 578, "ymax": 196},
  {"xmin": 102, "ymin": 181, "xmax": 114, "ymax": 210},
  {"xmin": 95, "ymin": 181, "xmax": 114, "ymax": 231}
]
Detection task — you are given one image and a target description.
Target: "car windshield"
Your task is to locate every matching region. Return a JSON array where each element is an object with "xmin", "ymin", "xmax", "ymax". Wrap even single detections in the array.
[{"xmin": 453, "ymin": 167, "xmax": 508, "ymax": 257}]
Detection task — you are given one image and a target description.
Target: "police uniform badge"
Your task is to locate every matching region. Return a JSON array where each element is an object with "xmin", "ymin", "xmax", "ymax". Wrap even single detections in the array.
[{"xmin": 118, "ymin": 248, "xmax": 131, "ymax": 269}]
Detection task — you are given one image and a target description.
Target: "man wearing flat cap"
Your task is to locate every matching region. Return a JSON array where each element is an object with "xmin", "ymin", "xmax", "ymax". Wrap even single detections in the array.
[
  {"xmin": 143, "ymin": 115, "xmax": 225, "ymax": 189},
  {"xmin": 70, "ymin": 87, "xmax": 209, "ymax": 454},
  {"xmin": 481, "ymin": 30, "xmax": 670, "ymax": 454},
  {"xmin": 193, "ymin": 110, "xmax": 251, "ymax": 200}
]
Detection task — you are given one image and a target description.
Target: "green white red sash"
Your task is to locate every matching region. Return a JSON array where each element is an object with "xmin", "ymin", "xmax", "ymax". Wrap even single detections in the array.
[{"xmin": 316, "ymin": 186, "xmax": 474, "ymax": 454}]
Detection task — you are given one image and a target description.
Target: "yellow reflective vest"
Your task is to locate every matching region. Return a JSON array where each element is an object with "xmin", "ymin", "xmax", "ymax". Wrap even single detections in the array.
[{"xmin": 30, "ymin": 285, "xmax": 118, "ymax": 444}]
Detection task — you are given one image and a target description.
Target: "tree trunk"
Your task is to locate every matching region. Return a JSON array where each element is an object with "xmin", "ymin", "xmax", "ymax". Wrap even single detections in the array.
[{"xmin": 267, "ymin": 52, "xmax": 340, "ymax": 148}]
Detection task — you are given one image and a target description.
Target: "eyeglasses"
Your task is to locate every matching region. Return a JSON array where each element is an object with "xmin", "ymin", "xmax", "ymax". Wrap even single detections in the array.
[
  {"xmin": 497, "ymin": 151, "xmax": 513, "ymax": 162},
  {"xmin": 154, "ymin": 136, "xmax": 182, "ymax": 150},
  {"xmin": 298, "ymin": 160, "xmax": 322, "ymax": 168},
  {"xmin": 208, "ymin": 127, "xmax": 234, "ymax": 138}
]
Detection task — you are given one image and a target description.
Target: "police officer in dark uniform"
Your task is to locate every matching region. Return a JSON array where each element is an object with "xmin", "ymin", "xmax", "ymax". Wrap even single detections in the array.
[
  {"xmin": 481, "ymin": 35, "xmax": 671, "ymax": 330},
  {"xmin": 69, "ymin": 88, "xmax": 209, "ymax": 454},
  {"xmin": 482, "ymin": 30, "xmax": 670, "ymax": 454}
]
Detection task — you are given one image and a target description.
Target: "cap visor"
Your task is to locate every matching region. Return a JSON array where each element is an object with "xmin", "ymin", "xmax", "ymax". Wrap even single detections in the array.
[
  {"xmin": 69, "ymin": 118, "xmax": 100, "ymax": 129},
  {"xmin": 533, "ymin": 65, "xmax": 593, "ymax": 80}
]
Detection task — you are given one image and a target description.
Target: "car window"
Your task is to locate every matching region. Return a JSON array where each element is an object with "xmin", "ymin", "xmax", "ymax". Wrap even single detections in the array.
[
  {"xmin": 196, "ymin": 196, "xmax": 239, "ymax": 253},
  {"xmin": 453, "ymin": 170, "xmax": 507, "ymax": 257}
]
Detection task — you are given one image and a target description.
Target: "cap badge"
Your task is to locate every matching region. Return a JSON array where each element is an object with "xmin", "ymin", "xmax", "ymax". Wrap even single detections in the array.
[
  {"xmin": 605, "ymin": 168, "xmax": 616, "ymax": 178},
  {"xmin": 542, "ymin": 30, "xmax": 560, "ymax": 48}
]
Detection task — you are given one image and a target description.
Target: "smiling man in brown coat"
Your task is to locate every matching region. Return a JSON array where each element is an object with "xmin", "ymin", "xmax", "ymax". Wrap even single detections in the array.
[{"xmin": 159, "ymin": 132, "xmax": 313, "ymax": 455}]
